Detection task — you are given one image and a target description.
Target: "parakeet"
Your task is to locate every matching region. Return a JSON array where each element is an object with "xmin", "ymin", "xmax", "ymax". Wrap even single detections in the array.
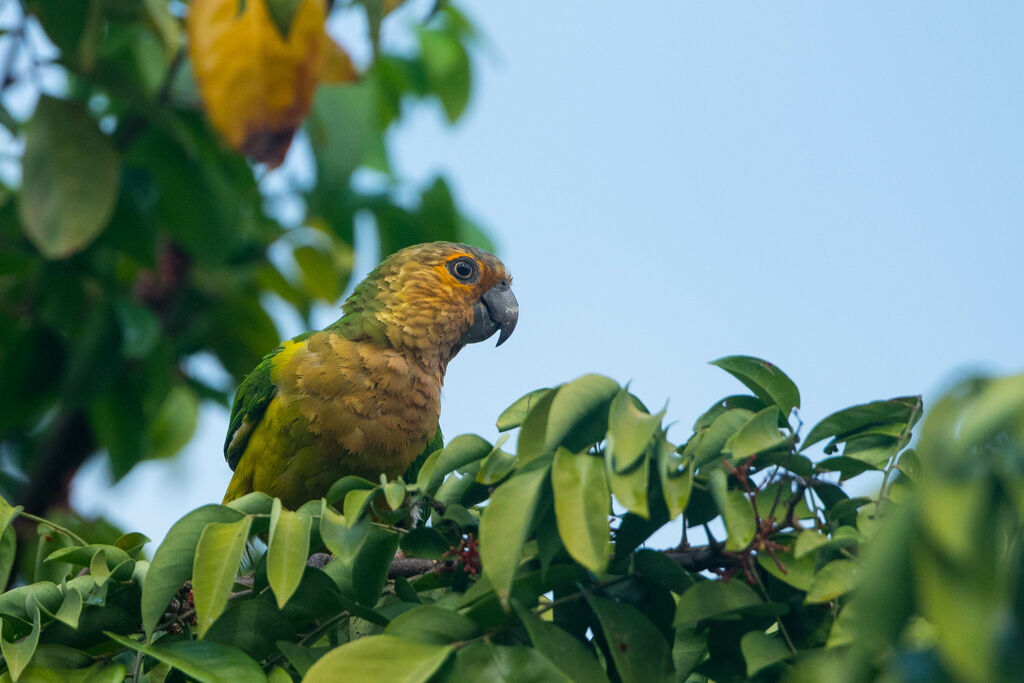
[{"xmin": 222, "ymin": 242, "xmax": 518, "ymax": 508}]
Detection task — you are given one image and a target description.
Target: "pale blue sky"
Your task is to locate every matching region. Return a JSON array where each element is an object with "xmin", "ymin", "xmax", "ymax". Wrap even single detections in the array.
[{"xmin": 74, "ymin": 1, "xmax": 1024, "ymax": 542}]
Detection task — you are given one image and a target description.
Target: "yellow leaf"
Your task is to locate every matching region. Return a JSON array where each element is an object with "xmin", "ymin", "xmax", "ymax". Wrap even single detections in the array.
[{"xmin": 188, "ymin": 0, "xmax": 329, "ymax": 166}]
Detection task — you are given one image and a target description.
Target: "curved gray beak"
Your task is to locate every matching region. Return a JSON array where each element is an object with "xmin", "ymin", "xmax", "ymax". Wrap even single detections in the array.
[{"xmin": 460, "ymin": 279, "xmax": 518, "ymax": 347}]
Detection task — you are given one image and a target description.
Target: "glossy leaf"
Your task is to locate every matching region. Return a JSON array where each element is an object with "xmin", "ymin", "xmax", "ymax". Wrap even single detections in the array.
[
  {"xmin": 657, "ymin": 435, "xmax": 693, "ymax": 519},
  {"xmin": 479, "ymin": 465, "xmax": 549, "ymax": 606},
  {"xmin": 193, "ymin": 516, "xmax": 253, "ymax": 637},
  {"xmin": 607, "ymin": 451, "xmax": 650, "ymax": 519},
  {"xmin": 606, "ymin": 389, "xmax": 663, "ymax": 472},
  {"xmin": 399, "ymin": 528, "xmax": 450, "ymax": 560},
  {"xmin": 142, "ymin": 505, "xmax": 245, "ymax": 638},
  {"xmin": 710, "ymin": 468, "xmax": 756, "ymax": 551},
  {"xmin": 674, "ymin": 579, "xmax": 763, "ymax": 627},
  {"xmin": 447, "ymin": 641, "xmax": 572, "ymax": 682},
  {"xmin": 497, "ymin": 388, "xmax": 551, "ymax": 431},
  {"xmin": 19, "ymin": 97, "xmax": 120, "ymax": 259},
  {"xmin": 585, "ymin": 593, "xmax": 672, "ymax": 683},
  {"xmin": 517, "ymin": 605, "xmax": 609, "ymax": 683},
  {"xmin": 0, "ymin": 607, "xmax": 40, "ymax": 682},
  {"xmin": 802, "ymin": 397, "xmax": 921, "ymax": 450},
  {"xmin": 686, "ymin": 408, "xmax": 755, "ymax": 468},
  {"xmin": 805, "ymin": 560, "xmax": 860, "ymax": 604},
  {"xmin": 267, "ymin": 499, "xmax": 311, "ymax": 609},
  {"xmin": 710, "ymin": 356, "xmax": 800, "ymax": 418},
  {"xmin": 384, "ymin": 605, "xmax": 479, "ymax": 644},
  {"xmin": 309, "ymin": 83, "xmax": 376, "ymax": 187},
  {"xmin": 106, "ymin": 632, "xmax": 266, "ymax": 683},
  {"xmin": 726, "ymin": 406, "xmax": 788, "ymax": 460},
  {"xmin": 0, "ymin": 527, "xmax": 14, "ymax": 590},
  {"xmin": 741, "ymin": 630, "xmax": 792, "ymax": 676},
  {"xmin": 551, "ymin": 448, "xmax": 610, "ymax": 574},
  {"xmin": 475, "ymin": 436, "xmax": 517, "ymax": 485},
  {"xmin": 304, "ymin": 635, "xmax": 452, "ymax": 682},
  {"xmin": 544, "ymin": 374, "xmax": 620, "ymax": 454}
]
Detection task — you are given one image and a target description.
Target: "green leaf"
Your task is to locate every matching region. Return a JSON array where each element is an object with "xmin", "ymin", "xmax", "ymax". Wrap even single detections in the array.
[
  {"xmin": 657, "ymin": 435, "xmax": 693, "ymax": 519},
  {"xmin": 790, "ymin": 532, "xmax": 864, "ymax": 557},
  {"xmin": 741, "ymin": 630, "xmax": 792, "ymax": 677},
  {"xmin": 384, "ymin": 605, "xmax": 479, "ymax": 644},
  {"xmin": 674, "ymin": 579, "xmax": 763, "ymax": 626},
  {"xmin": 686, "ymin": 408, "xmax": 755, "ymax": 468},
  {"xmin": 497, "ymin": 388, "xmax": 551, "ymax": 431},
  {"xmin": 479, "ymin": 465, "xmax": 549, "ymax": 607},
  {"xmin": 0, "ymin": 495, "xmax": 21, "ymax": 533},
  {"xmin": 607, "ymin": 451, "xmax": 650, "ymax": 519},
  {"xmin": 267, "ymin": 499, "xmax": 311, "ymax": 609},
  {"xmin": 418, "ymin": 29, "xmax": 472, "ymax": 123},
  {"xmin": 19, "ymin": 97, "xmax": 120, "ymax": 259},
  {"xmin": 343, "ymin": 487, "xmax": 379, "ymax": 522},
  {"xmin": 0, "ymin": 527, "xmax": 15, "ymax": 589},
  {"xmin": 51, "ymin": 587, "xmax": 83, "ymax": 629},
  {"xmin": 381, "ymin": 479, "xmax": 406, "ymax": 511},
  {"xmin": 399, "ymin": 528, "xmax": 450, "ymax": 560},
  {"xmin": 114, "ymin": 532, "xmax": 151, "ymax": 558},
  {"xmin": 319, "ymin": 506, "xmax": 369, "ymax": 564},
  {"xmin": 585, "ymin": 594, "xmax": 672, "ymax": 683},
  {"xmin": 0, "ymin": 607, "xmax": 40, "ymax": 682},
  {"xmin": 275, "ymin": 640, "xmax": 326, "ymax": 677},
  {"xmin": 693, "ymin": 395, "xmax": 767, "ymax": 431},
  {"xmin": 756, "ymin": 542, "xmax": 816, "ymax": 591},
  {"xmin": 802, "ymin": 397, "xmax": 921, "ymax": 450},
  {"xmin": 475, "ymin": 436, "xmax": 517, "ymax": 485},
  {"xmin": 304, "ymin": 635, "xmax": 452, "ymax": 683},
  {"xmin": 672, "ymin": 626, "xmax": 708, "ymax": 679},
  {"xmin": 426, "ymin": 434, "xmax": 492, "ymax": 490},
  {"xmin": 143, "ymin": 505, "xmax": 245, "ymax": 638},
  {"xmin": 204, "ymin": 599, "xmax": 297, "ymax": 662},
  {"xmin": 551, "ymin": 448, "xmax": 610, "ymax": 574},
  {"xmin": 517, "ymin": 605, "xmax": 609, "ymax": 683},
  {"xmin": 545, "ymin": 374, "xmax": 620, "ymax": 453},
  {"xmin": 146, "ymin": 382, "xmax": 200, "ymax": 460},
  {"xmin": 324, "ymin": 476, "xmax": 376, "ymax": 506},
  {"xmin": 634, "ymin": 549, "xmax": 694, "ymax": 594},
  {"xmin": 710, "ymin": 356, "xmax": 800, "ymax": 418},
  {"xmin": 447, "ymin": 641, "xmax": 572, "ymax": 682},
  {"xmin": 114, "ymin": 297, "xmax": 161, "ymax": 359},
  {"xmin": 293, "ymin": 244, "xmax": 345, "ymax": 302},
  {"xmin": 726, "ymin": 406, "xmax": 789, "ymax": 460},
  {"xmin": 193, "ymin": 516, "xmax": 253, "ymax": 637},
  {"xmin": 329, "ymin": 525, "xmax": 400, "ymax": 607},
  {"xmin": 309, "ymin": 83, "xmax": 376, "ymax": 188},
  {"xmin": 106, "ymin": 632, "xmax": 266, "ymax": 683},
  {"xmin": 606, "ymin": 389, "xmax": 663, "ymax": 472},
  {"xmin": 516, "ymin": 389, "xmax": 557, "ymax": 463},
  {"xmin": 89, "ymin": 549, "xmax": 111, "ymax": 587},
  {"xmin": 710, "ymin": 468, "xmax": 756, "ymax": 551},
  {"xmin": 224, "ymin": 492, "xmax": 275, "ymax": 516},
  {"xmin": 805, "ymin": 560, "xmax": 860, "ymax": 604},
  {"xmin": 352, "ymin": 526, "xmax": 400, "ymax": 607}
]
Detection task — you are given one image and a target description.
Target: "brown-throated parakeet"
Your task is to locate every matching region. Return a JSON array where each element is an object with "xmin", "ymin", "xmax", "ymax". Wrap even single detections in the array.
[{"xmin": 222, "ymin": 242, "xmax": 518, "ymax": 508}]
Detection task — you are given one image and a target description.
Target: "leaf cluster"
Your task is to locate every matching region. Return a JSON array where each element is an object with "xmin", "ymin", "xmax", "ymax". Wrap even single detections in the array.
[{"xmin": 2, "ymin": 357, "xmax": 1020, "ymax": 681}]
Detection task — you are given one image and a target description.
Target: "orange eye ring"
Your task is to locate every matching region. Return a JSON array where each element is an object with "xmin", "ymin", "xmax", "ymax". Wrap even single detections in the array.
[{"xmin": 447, "ymin": 256, "xmax": 479, "ymax": 283}]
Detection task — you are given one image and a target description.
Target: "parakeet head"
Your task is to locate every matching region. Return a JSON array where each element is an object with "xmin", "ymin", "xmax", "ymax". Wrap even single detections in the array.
[{"xmin": 338, "ymin": 242, "xmax": 518, "ymax": 363}]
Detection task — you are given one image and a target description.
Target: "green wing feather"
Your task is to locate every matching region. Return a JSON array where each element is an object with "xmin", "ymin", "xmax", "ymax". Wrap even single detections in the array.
[{"xmin": 224, "ymin": 331, "xmax": 313, "ymax": 470}]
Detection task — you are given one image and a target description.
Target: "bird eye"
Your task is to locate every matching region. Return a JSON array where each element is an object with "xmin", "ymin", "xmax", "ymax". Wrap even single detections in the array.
[{"xmin": 447, "ymin": 257, "xmax": 479, "ymax": 283}]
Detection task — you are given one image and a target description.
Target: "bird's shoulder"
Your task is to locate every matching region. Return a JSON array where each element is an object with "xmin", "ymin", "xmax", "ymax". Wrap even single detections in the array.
[{"xmin": 223, "ymin": 331, "xmax": 313, "ymax": 470}]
